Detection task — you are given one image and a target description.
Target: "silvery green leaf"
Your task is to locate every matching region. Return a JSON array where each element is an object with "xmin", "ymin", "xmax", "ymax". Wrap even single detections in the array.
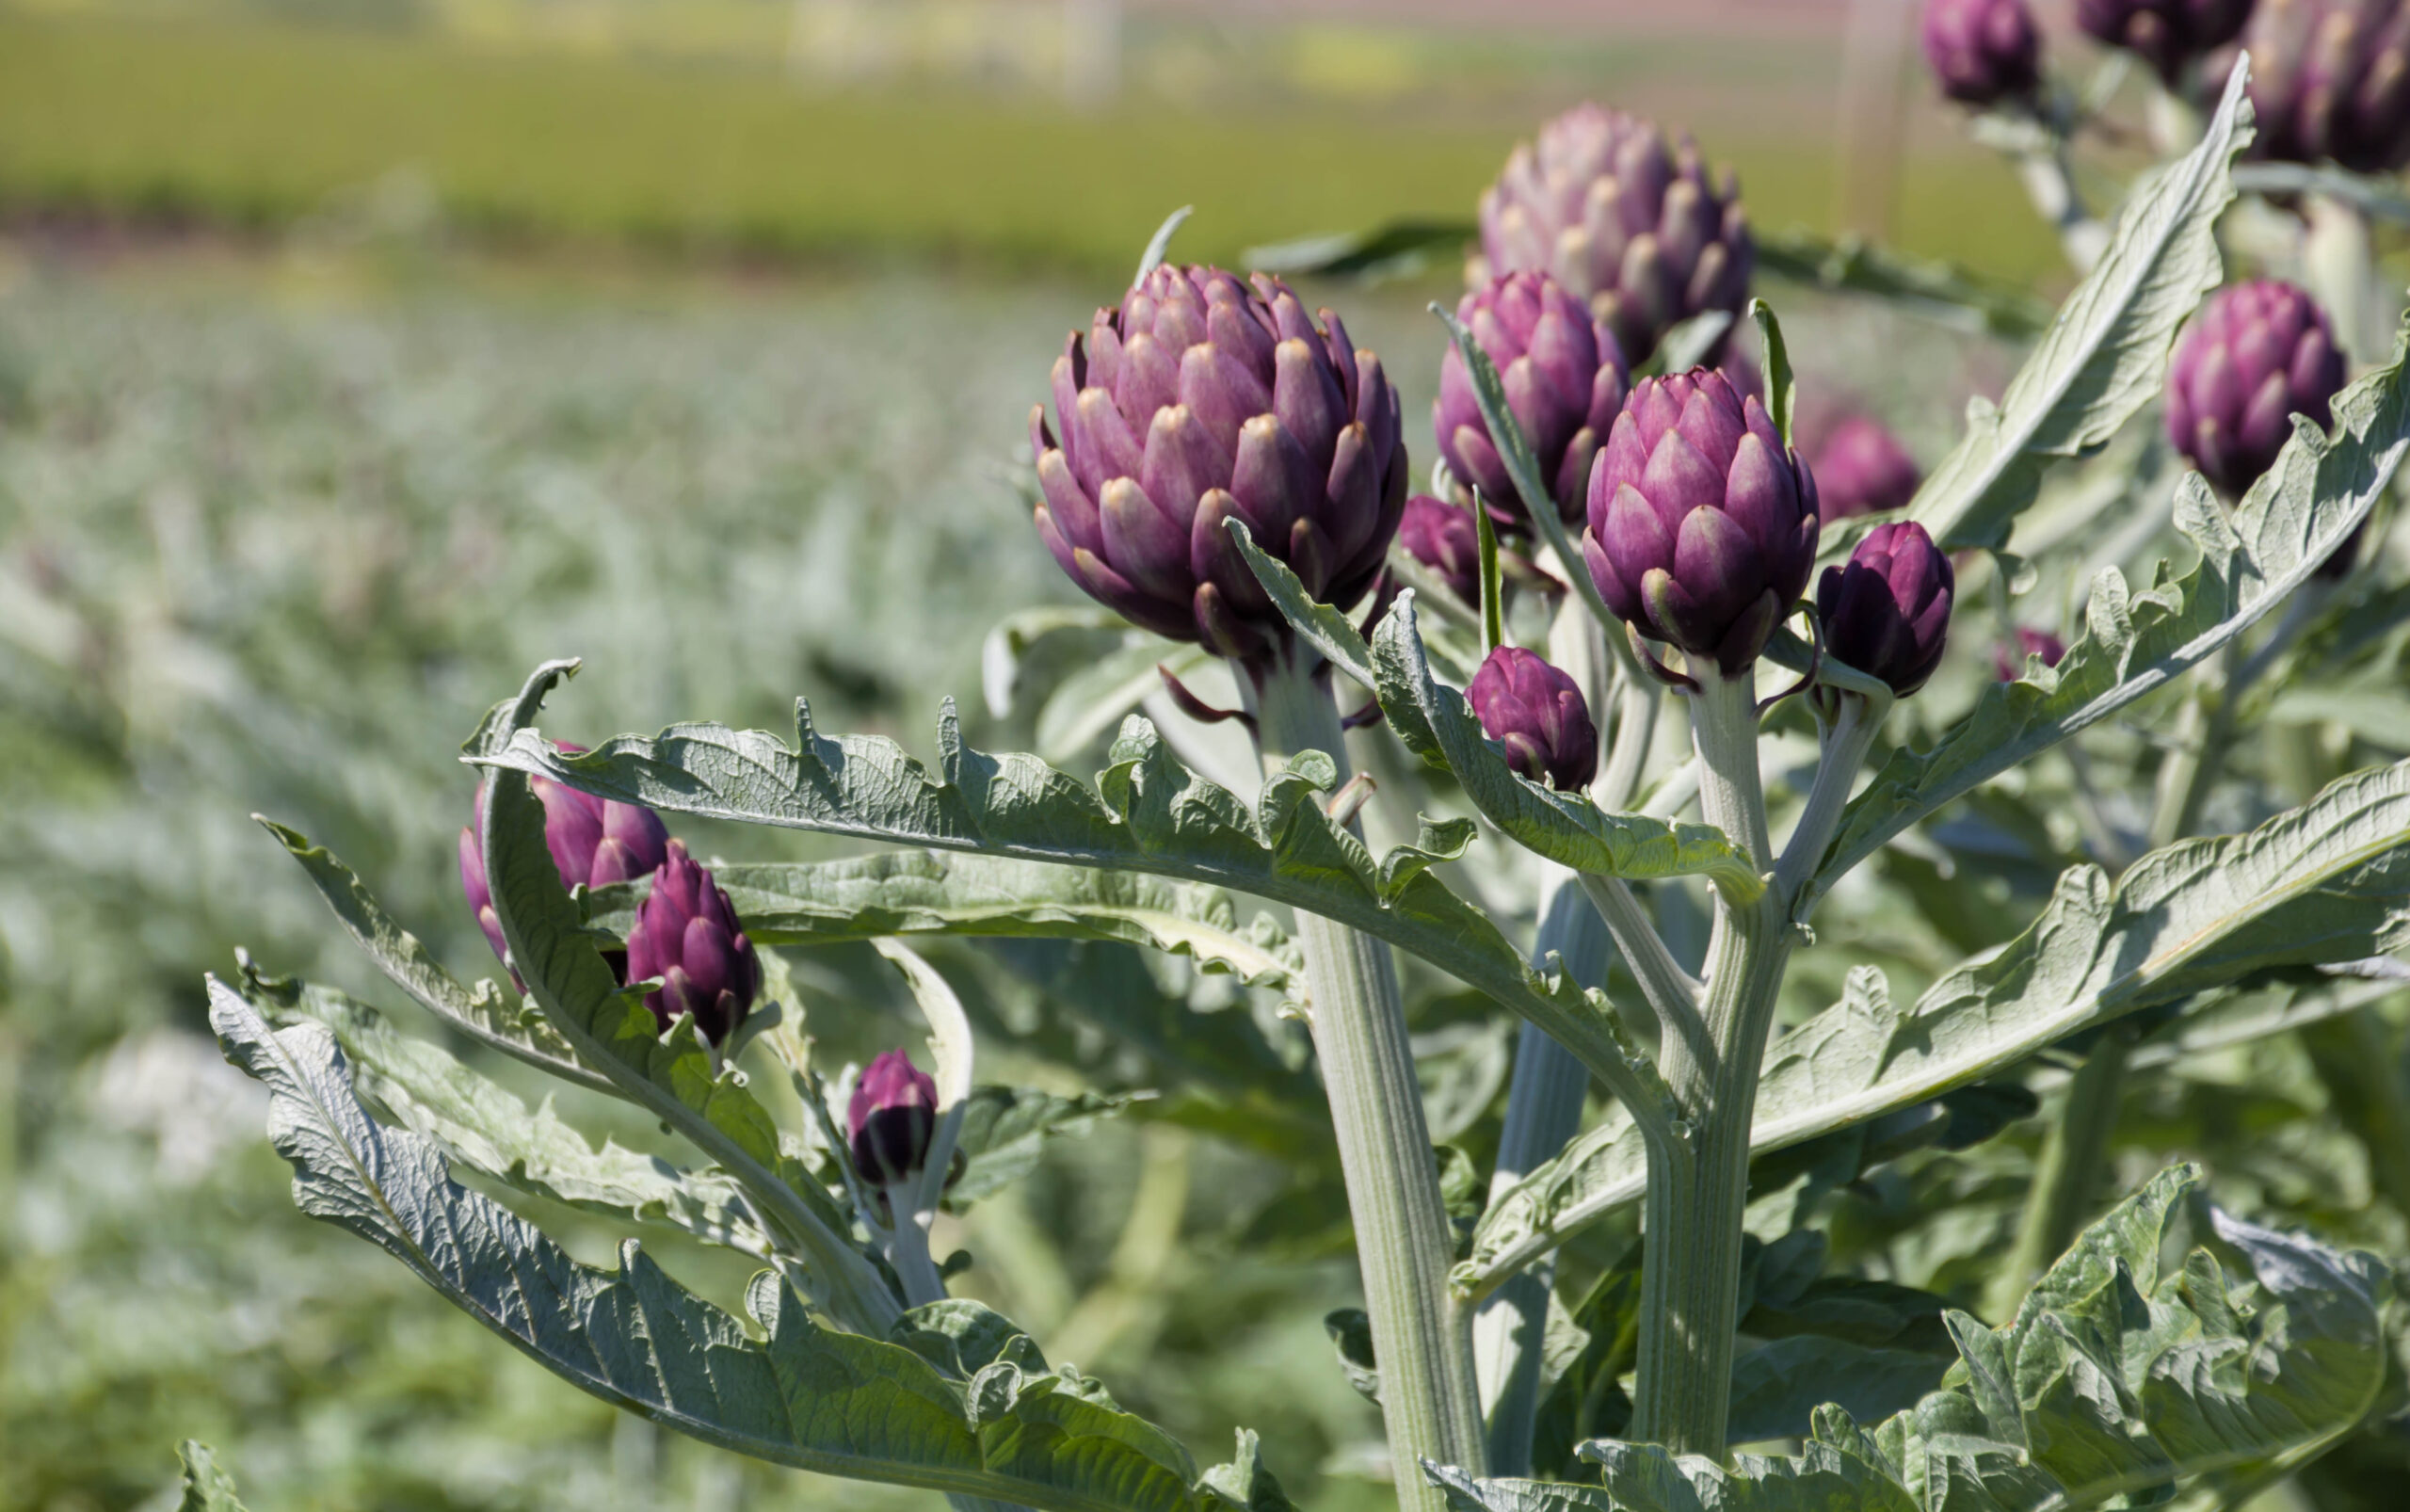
[
  {"xmin": 177, "ymin": 1441, "xmax": 249, "ymax": 1512},
  {"xmin": 981, "ymin": 605, "xmax": 1123, "ymax": 718},
  {"xmin": 589, "ymin": 852, "xmax": 1304, "ymax": 1005},
  {"xmin": 235, "ymin": 961, "xmax": 768, "ymax": 1255},
  {"xmin": 467, "ymin": 661, "xmax": 1674, "ymax": 1134},
  {"xmin": 1463, "ymin": 763, "xmax": 2410, "ymax": 1293},
  {"xmin": 2268, "ymin": 684, "xmax": 2410, "ymax": 751},
  {"xmin": 259, "ymin": 817, "xmax": 609, "ymax": 1096},
  {"xmin": 205, "ymin": 983, "xmax": 1230, "ymax": 1512},
  {"xmin": 1754, "ymin": 226, "xmax": 2053, "ymax": 338},
  {"xmin": 1200, "ymin": 1428, "xmax": 1298, "ymax": 1512},
  {"xmin": 1038, "ymin": 639, "xmax": 1213, "ymax": 764},
  {"xmin": 1909, "ymin": 60, "xmax": 2251, "ymax": 550},
  {"xmin": 1816, "ymin": 314, "xmax": 2410, "ymax": 902},
  {"xmin": 1225, "ymin": 519, "xmax": 1378, "ymax": 690},
  {"xmin": 950, "ymin": 1084, "xmax": 1147, "ymax": 1206}
]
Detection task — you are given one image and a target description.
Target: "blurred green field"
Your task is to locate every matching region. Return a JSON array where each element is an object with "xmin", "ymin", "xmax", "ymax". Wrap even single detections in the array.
[{"xmin": 0, "ymin": 10, "xmax": 2066, "ymax": 284}]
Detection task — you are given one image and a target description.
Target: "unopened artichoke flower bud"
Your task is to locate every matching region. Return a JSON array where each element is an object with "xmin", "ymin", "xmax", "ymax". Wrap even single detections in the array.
[
  {"xmin": 1809, "ymin": 415, "xmax": 1923, "ymax": 520},
  {"xmin": 458, "ymin": 745, "xmax": 671, "ymax": 972},
  {"xmin": 1923, "ymin": 0, "xmax": 2045, "ymax": 105},
  {"xmin": 624, "ymin": 840, "xmax": 761, "ymax": 1047},
  {"xmin": 2078, "ymin": 0, "xmax": 2252, "ymax": 83},
  {"xmin": 1817, "ymin": 523, "xmax": 1954, "ymax": 699},
  {"xmin": 848, "ymin": 1049, "xmax": 942, "ymax": 1190},
  {"xmin": 1436, "ymin": 271, "xmax": 1630, "ymax": 527},
  {"xmin": 1469, "ymin": 646, "xmax": 1599, "ymax": 792},
  {"xmin": 1995, "ymin": 626, "xmax": 2067, "ymax": 680},
  {"xmin": 1583, "ymin": 368, "xmax": 1821, "ymax": 676},
  {"xmin": 1032, "ymin": 265, "xmax": 1408, "ymax": 668},
  {"xmin": 2236, "ymin": 0, "xmax": 2410, "ymax": 173},
  {"xmin": 2165, "ymin": 280, "xmax": 2345, "ymax": 499},
  {"xmin": 1475, "ymin": 105, "xmax": 1753, "ymax": 366},
  {"xmin": 1396, "ymin": 493, "xmax": 1484, "ymax": 607}
]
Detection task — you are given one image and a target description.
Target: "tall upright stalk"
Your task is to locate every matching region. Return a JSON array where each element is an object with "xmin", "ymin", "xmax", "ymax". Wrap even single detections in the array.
[{"xmin": 1252, "ymin": 655, "xmax": 1486, "ymax": 1506}]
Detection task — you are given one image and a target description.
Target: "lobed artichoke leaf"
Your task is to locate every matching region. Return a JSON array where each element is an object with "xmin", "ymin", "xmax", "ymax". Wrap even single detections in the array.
[
  {"xmin": 230, "ymin": 959, "xmax": 770, "ymax": 1255},
  {"xmin": 177, "ymin": 1441, "xmax": 249, "ymax": 1512},
  {"xmin": 258, "ymin": 816, "xmax": 612, "ymax": 1097},
  {"xmin": 1722, "ymin": 1338, "xmax": 1950, "ymax": 1449},
  {"xmin": 204, "ymin": 984, "xmax": 1242, "ymax": 1512},
  {"xmin": 466, "ymin": 661, "xmax": 1677, "ymax": 1137},
  {"xmin": 1461, "ymin": 762, "xmax": 2410, "ymax": 1295},
  {"xmin": 1224, "ymin": 519, "xmax": 1380, "ymax": 692},
  {"xmin": 589, "ymin": 852, "xmax": 1305, "ymax": 1005},
  {"xmin": 1818, "ymin": 308, "xmax": 2410, "ymax": 903},
  {"xmin": 1910, "ymin": 58, "xmax": 2252, "ymax": 551},
  {"xmin": 1432, "ymin": 1166, "xmax": 2389, "ymax": 1512}
]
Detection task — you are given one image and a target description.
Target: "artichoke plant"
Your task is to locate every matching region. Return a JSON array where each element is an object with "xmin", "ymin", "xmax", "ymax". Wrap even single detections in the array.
[
  {"xmin": 458, "ymin": 747, "xmax": 669, "ymax": 973},
  {"xmin": 1436, "ymin": 270, "xmax": 1629, "ymax": 529},
  {"xmin": 1922, "ymin": 0, "xmax": 2046, "ymax": 105},
  {"xmin": 1396, "ymin": 492, "xmax": 1484, "ymax": 607},
  {"xmin": 1816, "ymin": 521, "xmax": 1956, "ymax": 698},
  {"xmin": 1468, "ymin": 645, "xmax": 1599, "ymax": 792},
  {"xmin": 2165, "ymin": 278, "xmax": 2347, "ymax": 498},
  {"xmin": 1808, "ymin": 412, "xmax": 1923, "ymax": 519},
  {"xmin": 1474, "ymin": 105, "xmax": 1754, "ymax": 366},
  {"xmin": 850, "ymin": 1050, "xmax": 942, "ymax": 1189},
  {"xmin": 2236, "ymin": 0, "xmax": 2410, "ymax": 172},
  {"xmin": 623, "ymin": 839, "xmax": 761, "ymax": 1046}
]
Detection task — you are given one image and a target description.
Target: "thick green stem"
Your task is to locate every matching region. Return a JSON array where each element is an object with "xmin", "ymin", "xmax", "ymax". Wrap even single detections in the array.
[
  {"xmin": 1253, "ymin": 658, "xmax": 1486, "ymax": 1503},
  {"xmin": 1989, "ymin": 1025, "xmax": 2134, "ymax": 1320},
  {"xmin": 881, "ymin": 1182, "xmax": 950, "ymax": 1308}
]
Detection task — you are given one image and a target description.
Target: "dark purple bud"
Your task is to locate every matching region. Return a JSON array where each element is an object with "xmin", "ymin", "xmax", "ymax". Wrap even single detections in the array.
[
  {"xmin": 1808, "ymin": 415, "xmax": 1922, "ymax": 520},
  {"xmin": 623, "ymin": 839, "xmax": 761, "ymax": 1047},
  {"xmin": 459, "ymin": 743, "xmax": 672, "ymax": 979},
  {"xmin": 1994, "ymin": 626, "xmax": 2067, "ymax": 680},
  {"xmin": 1436, "ymin": 271, "xmax": 1629, "ymax": 528},
  {"xmin": 1582, "ymin": 367, "xmax": 1822, "ymax": 675},
  {"xmin": 1474, "ymin": 105, "xmax": 1753, "ymax": 367},
  {"xmin": 1923, "ymin": 0, "xmax": 2044, "ymax": 105},
  {"xmin": 848, "ymin": 1049, "xmax": 941, "ymax": 1188},
  {"xmin": 1032, "ymin": 265, "xmax": 1409, "ymax": 670},
  {"xmin": 2078, "ymin": 0, "xmax": 2251, "ymax": 83},
  {"xmin": 2165, "ymin": 280, "xmax": 2346, "ymax": 499},
  {"xmin": 1396, "ymin": 493, "xmax": 1484, "ymax": 607},
  {"xmin": 1469, "ymin": 646, "xmax": 1599, "ymax": 792},
  {"xmin": 2232, "ymin": 0, "xmax": 2410, "ymax": 174},
  {"xmin": 1816, "ymin": 521, "xmax": 1955, "ymax": 698}
]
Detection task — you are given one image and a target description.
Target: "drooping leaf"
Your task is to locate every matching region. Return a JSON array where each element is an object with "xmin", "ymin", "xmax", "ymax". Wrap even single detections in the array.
[
  {"xmin": 1464, "ymin": 764, "xmax": 2410, "ymax": 1293},
  {"xmin": 233, "ymin": 960, "xmax": 769, "ymax": 1255},
  {"xmin": 1199, "ymin": 1429, "xmax": 1299, "ymax": 1512},
  {"xmin": 178, "ymin": 1440, "xmax": 249, "ymax": 1512},
  {"xmin": 204, "ymin": 983, "xmax": 1233, "ymax": 1512},
  {"xmin": 1434, "ymin": 1166, "xmax": 2390, "ymax": 1511},
  {"xmin": 1909, "ymin": 61, "xmax": 2251, "ymax": 550},
  {"xmin": 1813, "ymin": 314, "xmax": 2410, "ymax": 904},
  {"xmin": 1723, "ymin": 1339, "xmax": 1950, "ymax": 1447},
  {"xmin": 467, "ymin": 662, "xmax": 1675, "ymax": 1135}
]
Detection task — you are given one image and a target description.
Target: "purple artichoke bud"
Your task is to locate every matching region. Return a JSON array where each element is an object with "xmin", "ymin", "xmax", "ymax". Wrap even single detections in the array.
[
  {"xmin": 1475, "ymin": 105, "xmax": 1754, "ymax": 367},
  {"xmin": 1817, "ymin": 522, "xmax": 1955, "ymax": 698},
  {"xmin": 2165, "ymin": 280, "xmax": 2345, "ymax": 499},
  {"xmin": 1809, "ymin": 415, "xmax": 1923, "ymax": 520},
  {"xmin": 458, "ymin": 743, "xmax": 671, "ymax": 974},
  {"xmin": 1469, "ymin": 646, "xmax": 1599, "ymax": 792},
  {"xmin": 2077, "ymin": 0, "xmax": 2252, "ymax": 82},
  {"xmin": 848, "ymin": 1049, "xmax": 940, "ymax": 1189},
  {"xmin": 1031, "ymin": 265, "xmax": 1409, "ymax": 668},
  {"xmin": 2237, "ymin": 0, "xmax": 2410, "ymax": 173},
  {"xmin": 1436, "ymin": 271, "xmax": 1630, "ymax": 527},
  {"xmin": 1923, "ymin": 0, "xmax": 2045, "ymax": 105},
  {"xmin": 623, "ymin": 839, "xmax": 761, "ymax": 1047},
  {"xmin": 1995, "ymin": 626, "xmax": 2067, "ymax": 680},
  {"xmin": 1582, "ymin": 368, "xmax": 1822, "ymax": 675},
  {"xmin": 1397, "ymin": 493, "xmax": 1484, "ymax": 607}
]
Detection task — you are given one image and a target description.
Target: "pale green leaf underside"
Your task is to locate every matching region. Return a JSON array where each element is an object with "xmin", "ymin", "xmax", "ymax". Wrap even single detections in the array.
[
  {"xmin": 1816, "ymin": 309, "xmax": 2410, "ymax": 901},
  {"xmin": 1465, "ymin": 761, "xmax": 2410, "ymax": 1294},
  {"xmin": 1434, "ymin": 1166, "xmax": 2389, "ymax": 1512},
  {"xmin": 178, "ymin": 1440, "xmax": 249, "ymax": 1512},
  {"xmin": 1909, "ymin": 60, "xmax": 2250, "ymax": 551},
  {"xmin": 204, "ymin": 984, "xmax": 1234, "ymax": 1512},
  {"xmin": 466, "ymin": 663, "xmax": 1675, "ymax": 1132}
]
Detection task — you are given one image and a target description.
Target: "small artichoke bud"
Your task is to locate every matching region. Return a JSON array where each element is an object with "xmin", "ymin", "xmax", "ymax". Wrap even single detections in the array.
[
  {"xmin": 848, "ymin": 1049, "xmax": 941, "ymax": 1189},
  {"xmin": 1808, "ymin": 414, "xmax": 1923, "ymax": 520},
  {"xmin": 1583, "ymin": 368, "xmax": 1822, "ymax": 675},
  {"xmin": 1922, "ymin": 0, "xmax": 2044, "ymax": 105},
  {"xmin": 1031, "ymin": 265, "xmax": 1409, "ymax": 669},
  {"xmin": 1469, "ymin": 646, "xmax": 1600, "ymax": 792},
  {"xmin": 1436, "ymin": 271, "xmax": 1630, "ymax": 528},
  {"xmin": 2236, "ymin": 0, "xmax": 2410, "ymax": 174},
  {"xmin": 458, "ymin": 745, "xmax": 671, "ymax": 973},
  {"xmin": 1816, "ymin": 522, "xmax": 1955, "ymax": 699},
  {"xmin": 623, "ymin": 839, "xmax": 762, "ymax": 1047},
  {"xmin": 1396, "ymin": 493, "xmax": 1484, "ymax": 608},
  {"xmin": 2165, "ymin": 280, "xmax": 2345, "ymax": 499},
  {"xmin": 1995, "ymin": 626, "xmax": 2067, "ymax": 680},
  {"xmin": 2077, "ymin": 0, "xmax": 2252, "ymax": 83},
  {"xmin": 1474, "ymin": 105, "xmax": 1753, "ymax": 366}
]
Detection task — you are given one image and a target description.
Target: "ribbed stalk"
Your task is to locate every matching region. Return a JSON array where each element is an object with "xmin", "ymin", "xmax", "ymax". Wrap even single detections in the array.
[
  {"xmin": 1253, "ymin": 657, "xmax": 1486, "ymax": 1504},
  {"xmin": 1989, "ymin": 1025, "xmax": 2133, "ymax": 1319}
]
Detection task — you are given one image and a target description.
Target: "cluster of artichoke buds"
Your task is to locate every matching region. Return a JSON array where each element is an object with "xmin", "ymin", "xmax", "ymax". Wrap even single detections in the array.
[
  {"xmin": 1436, "ymin": 270, "xmax": 1629, "ymax": 531},
  {"xmin": 1922, "ymin": 0, "xmax": 2045, "ymax": 106}
]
